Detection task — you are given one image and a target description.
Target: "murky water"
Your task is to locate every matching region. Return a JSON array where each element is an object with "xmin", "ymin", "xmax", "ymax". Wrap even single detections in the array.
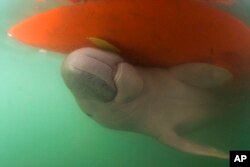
[{"xmin": 0, "ymin": 0, "xmax": 249, "ymax": 166}]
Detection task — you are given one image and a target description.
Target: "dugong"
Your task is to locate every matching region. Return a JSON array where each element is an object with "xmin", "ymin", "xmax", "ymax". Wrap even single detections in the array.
[{"xmin": 62, "ymin": 47, "xmax": 232, "ymax": 159}]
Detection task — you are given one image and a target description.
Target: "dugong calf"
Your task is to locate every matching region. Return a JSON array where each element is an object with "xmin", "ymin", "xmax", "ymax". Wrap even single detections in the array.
[{"xmin": 61, "ymin": 48, "xmax": 232, "ymax": 159}]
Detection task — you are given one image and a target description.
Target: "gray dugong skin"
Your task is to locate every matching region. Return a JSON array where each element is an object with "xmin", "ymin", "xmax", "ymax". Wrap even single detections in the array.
[{"xmin": 61, "ymin": 48, "xmax": 232, "ymax": 159}]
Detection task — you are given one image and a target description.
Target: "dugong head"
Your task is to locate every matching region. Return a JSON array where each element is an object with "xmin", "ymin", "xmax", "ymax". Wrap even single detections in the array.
[{"xmin": 61, "ymin": 47, "xmax": 145, "ymax": 129}]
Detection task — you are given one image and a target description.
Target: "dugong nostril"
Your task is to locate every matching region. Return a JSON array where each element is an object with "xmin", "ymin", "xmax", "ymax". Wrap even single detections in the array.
[{"xmin": 61, "ymin": 48, "xmax": 123, "ymax": 102}]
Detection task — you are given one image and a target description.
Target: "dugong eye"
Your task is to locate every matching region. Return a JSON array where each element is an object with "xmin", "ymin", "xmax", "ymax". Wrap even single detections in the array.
[{"xmin": 86, "ymin": 113, "xmax": 93, "ymax": 118}]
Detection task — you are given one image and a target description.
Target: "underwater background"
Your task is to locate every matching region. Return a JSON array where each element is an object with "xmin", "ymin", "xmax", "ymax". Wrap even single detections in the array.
[{"xmin": 0, "ymin": 0, "xmax": 250, "ymax": 166}]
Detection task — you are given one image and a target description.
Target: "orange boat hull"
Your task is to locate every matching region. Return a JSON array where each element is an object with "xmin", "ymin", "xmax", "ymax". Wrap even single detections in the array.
[{"xmin": 9, "ymin": 0, "xmax": 250, "ymax": 81}]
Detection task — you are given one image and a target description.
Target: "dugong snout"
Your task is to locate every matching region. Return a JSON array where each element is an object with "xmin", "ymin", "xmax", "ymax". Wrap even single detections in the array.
[{"xmin": 61, "ymin": 47, "xmax": 144, "ymax": 103}]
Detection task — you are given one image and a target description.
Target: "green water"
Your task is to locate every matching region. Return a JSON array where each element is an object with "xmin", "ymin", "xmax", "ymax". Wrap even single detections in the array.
[{"xmin": 0, "ymin": 0, "xmax": 249, "ymax": 166}]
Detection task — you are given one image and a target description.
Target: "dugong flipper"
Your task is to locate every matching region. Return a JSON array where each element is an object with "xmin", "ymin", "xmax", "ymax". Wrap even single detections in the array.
[{"xmin": 61, "ymin": 48, "xmax": 232, "ymax": 159}]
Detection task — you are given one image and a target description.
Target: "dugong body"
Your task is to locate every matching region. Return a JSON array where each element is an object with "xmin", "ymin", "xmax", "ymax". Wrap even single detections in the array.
[{"xmin": 62, "ymin": 48, "xmax": 232, "ymax": 159}]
